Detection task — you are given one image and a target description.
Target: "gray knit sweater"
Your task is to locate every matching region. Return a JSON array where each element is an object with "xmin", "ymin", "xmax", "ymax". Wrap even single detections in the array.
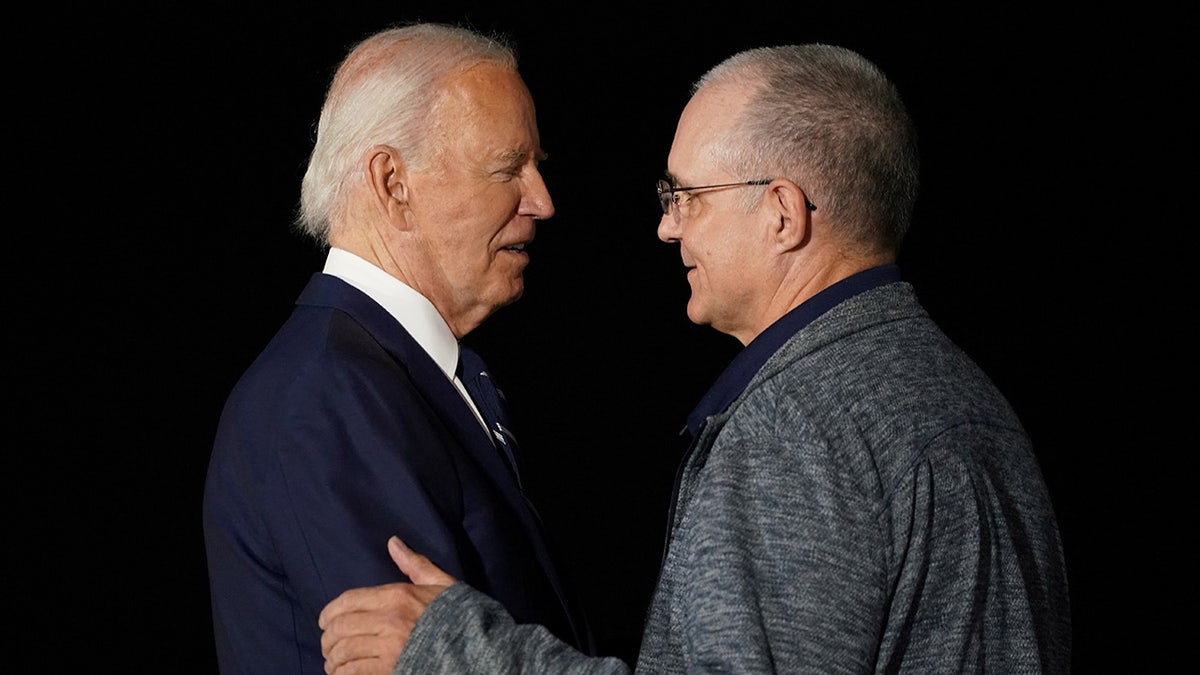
[{"xmin": 395, "ymin": 281, "xmax": 1071, "ymax": 674}]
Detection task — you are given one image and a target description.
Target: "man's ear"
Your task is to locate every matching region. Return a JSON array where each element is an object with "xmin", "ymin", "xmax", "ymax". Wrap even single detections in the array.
[
  {"xmin": 768, "ymin": 178, "xmax": 814, "ymax": 251},
  {"xmin": 366, "ymin": 144, "xmax": 409, "ymax": 216}
]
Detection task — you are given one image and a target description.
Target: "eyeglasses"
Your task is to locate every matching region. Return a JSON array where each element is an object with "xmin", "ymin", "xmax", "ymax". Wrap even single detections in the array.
[{"xmin": 656, "ymin": 178, "xmax": 817, "ymax": 216}]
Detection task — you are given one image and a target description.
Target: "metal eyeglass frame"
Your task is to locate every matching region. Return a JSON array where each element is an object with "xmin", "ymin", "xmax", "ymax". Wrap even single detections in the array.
[{"xmin": 656, "ymin": 178, "xmax": 817, "ymax": 215}]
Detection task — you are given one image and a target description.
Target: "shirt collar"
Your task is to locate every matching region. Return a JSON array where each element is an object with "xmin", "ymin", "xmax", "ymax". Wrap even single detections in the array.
[
  {"xmin": 322, "ymin": 247, "xmax": 460, "ymax": 380},
  {"xmin": 684, "ymin": 264, "xmax": 903, "ymax": 436}
]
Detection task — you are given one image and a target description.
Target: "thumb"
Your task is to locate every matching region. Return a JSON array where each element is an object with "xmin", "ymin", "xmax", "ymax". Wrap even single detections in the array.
[{"xmin": 389, "ymin": 536, "xmax": 457, "ymax": 586}]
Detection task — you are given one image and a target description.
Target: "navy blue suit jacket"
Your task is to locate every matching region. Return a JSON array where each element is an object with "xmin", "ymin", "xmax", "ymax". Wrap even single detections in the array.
[{"xmin": 203, "ymin": 273, "xmax": 586, "ymax": 673}]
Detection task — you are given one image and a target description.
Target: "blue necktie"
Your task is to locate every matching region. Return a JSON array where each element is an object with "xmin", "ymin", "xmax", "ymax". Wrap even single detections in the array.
[
  {"xmin": 460, "ymin": 349, "xmax": 596, "ymax": 653},
  {"xmin": 458, "ymin": 347, "xmax": 522, "ymax": 486}
]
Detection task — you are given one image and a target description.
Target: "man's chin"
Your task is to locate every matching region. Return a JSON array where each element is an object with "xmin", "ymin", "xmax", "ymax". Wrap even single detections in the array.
[{"xmin": 494, "ymin": 282, "xmax": 524, "ymax": 308}]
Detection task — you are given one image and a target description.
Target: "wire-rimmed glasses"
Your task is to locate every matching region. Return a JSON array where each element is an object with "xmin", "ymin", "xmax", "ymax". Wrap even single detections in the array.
[{"xmin": 656, "ymin": 178, "xmax": 816, "ymax": 217}]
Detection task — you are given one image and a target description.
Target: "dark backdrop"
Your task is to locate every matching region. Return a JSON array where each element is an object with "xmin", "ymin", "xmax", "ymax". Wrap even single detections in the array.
[{"xmin": 21, "ymin": 3, "xmax": 1186, "ymax": 672}]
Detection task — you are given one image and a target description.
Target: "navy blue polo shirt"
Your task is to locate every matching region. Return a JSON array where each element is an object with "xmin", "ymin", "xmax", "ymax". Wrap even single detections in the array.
[{"xmin": 684, "ymin": 264, "xmax": 903, "ymax": 438}]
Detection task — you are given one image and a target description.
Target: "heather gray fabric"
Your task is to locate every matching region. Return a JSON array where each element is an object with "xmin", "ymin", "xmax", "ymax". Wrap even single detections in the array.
[{"xmin": 395, "ymin": 281, "xmax": 1071, "ymax": 674}]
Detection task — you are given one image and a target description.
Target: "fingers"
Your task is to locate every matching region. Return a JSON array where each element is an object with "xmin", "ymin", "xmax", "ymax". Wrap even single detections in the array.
[
  {"xmin": 388, "ymin": 536, "xmax": 457, "ymax": 586},
  {"xmin": 324, "ymin": 636, "xmax": 404, "ymax": 675},
  {"xmin": 322, "ymin": 611, "xmax": 409, "ymax": 675},
  {"xmin": 319, "ymin": 583, "xmax": 408, "ymax": 630},
  {"xmin": 316, "ymin": 538, "xmax": 451, "ymax": 672},
  {"xmin": 325, "ymin": 651, "xmax": 395, "ymax": 675},
  {"xmin": 320, "ymin": 582, "xmax": 448, "ymax": 674},
  {"xmin": 319, "ymin": 537, "xmax": 457, "ymax": 674},
  {"xmin": 320, "ymin": 537, "xmax": 455, "ymax": 631}
]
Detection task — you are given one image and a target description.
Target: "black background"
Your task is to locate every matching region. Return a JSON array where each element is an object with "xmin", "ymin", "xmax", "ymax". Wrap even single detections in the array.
[{"xmin": 20, "ymin": 3, "xmax": 1187, "ymax": 672}]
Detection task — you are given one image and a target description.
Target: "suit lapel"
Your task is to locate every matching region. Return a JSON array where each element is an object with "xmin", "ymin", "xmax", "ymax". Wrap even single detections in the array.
[{"xmin": 294, "ymin": 274, "xmax": 576, "ymax": 625}]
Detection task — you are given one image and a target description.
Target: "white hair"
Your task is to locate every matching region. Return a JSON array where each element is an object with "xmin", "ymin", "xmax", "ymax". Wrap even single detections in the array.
[{"xmin": 296, "ymin": 23, "xmax": 517, "ymax": 244}]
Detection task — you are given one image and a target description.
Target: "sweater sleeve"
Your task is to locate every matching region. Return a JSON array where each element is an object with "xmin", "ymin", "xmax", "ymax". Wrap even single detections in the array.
[{"xmin": 395, "ymin": 583, "xmax": 631, "ymax": 675}]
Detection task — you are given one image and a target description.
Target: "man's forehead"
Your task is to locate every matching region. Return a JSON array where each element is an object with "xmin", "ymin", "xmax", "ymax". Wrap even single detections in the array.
[
  {"xmin": 666, "ymin": 128, "xmax": 718, "ymax": 184},
  {"xmin": 667, "ymin": 83, "xmax": 746, "ymax": 180},
  {"xmin": 684, "ymin": 83, "xmax": 746, "ymax": 132},
  {"xmin": 434, "ymin": 65, "xmax": 531, "ymax": 122},
  {"xmin": 432, "ymin": 73, "xmax": 542, "ymax": 163}
]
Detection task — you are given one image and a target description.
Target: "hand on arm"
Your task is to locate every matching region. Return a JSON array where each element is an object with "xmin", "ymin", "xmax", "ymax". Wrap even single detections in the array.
[{"xmin": 319, "ymin": 537, "xmax": 456, "ymax": 675}]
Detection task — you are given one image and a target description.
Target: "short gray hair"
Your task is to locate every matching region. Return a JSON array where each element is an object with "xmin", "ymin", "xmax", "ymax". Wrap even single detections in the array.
[{"xmin": 697, "ymin": 44, "xmax": 920, "ymax": 253}]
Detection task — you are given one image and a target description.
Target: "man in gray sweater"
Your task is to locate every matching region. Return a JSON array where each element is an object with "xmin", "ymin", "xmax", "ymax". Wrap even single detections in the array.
[{"xmin": 319, "ymin": 43, "xmax": 1072, "ymax": 674}]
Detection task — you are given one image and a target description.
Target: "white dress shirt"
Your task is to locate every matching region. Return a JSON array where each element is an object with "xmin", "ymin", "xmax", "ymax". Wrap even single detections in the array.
[{"xmin": 322, "ymin": 247, "xmax": 490, "ymax": 434}]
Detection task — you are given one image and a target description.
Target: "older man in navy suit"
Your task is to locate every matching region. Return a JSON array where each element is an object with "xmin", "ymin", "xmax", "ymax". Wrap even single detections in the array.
[{"xmin": 202, "ymin": 23, "xmax": 589, "ymax": 674}]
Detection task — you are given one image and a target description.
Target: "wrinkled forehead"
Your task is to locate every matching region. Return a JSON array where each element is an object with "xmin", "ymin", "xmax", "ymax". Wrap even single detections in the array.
[
  {"xmin": 435, "ymin": 63, "xmax": 533, "ymax": 117},
  {"xmin": 430, "ymin": 64, "xmax": 542, "ymax": 158}
]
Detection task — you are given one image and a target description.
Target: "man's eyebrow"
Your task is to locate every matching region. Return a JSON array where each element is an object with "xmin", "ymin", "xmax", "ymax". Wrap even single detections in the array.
[
  {"xmin": 663, "ymin": 171, "xmax": 680, "ymax": 185},
  {"xmin": 497, "ymin": 149, "xmax": 548, "ymax": 164}
]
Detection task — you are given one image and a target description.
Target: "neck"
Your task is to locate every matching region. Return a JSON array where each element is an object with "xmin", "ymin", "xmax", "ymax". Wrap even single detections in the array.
[
  {"xmin": 330, "ymin": 228, "xmax": 489, "ymax": 339},
  {"xmin": 741, "ymin": 249, "xmax": 893, "ymax": 345}
]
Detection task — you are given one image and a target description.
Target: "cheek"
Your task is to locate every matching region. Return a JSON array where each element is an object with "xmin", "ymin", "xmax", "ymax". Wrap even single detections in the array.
[
  {"xmin": 466, "ymin": 191, "xmax": 520, "ymax": 242},
  {"xmin": 438, "ymin": 206, "xmax": 503, "ymax": 254},
  {"xmin": 693, "ymin": 238, "xmax": 737, "ymax": 281},
  {"xmin": 693, "ymin": 234, "xmax": 752, "ymax": 298}
]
